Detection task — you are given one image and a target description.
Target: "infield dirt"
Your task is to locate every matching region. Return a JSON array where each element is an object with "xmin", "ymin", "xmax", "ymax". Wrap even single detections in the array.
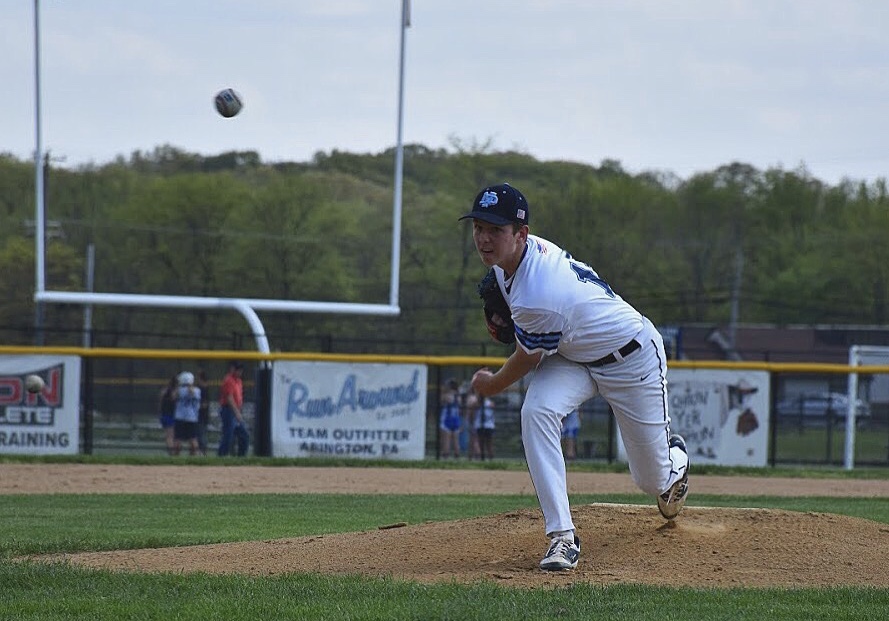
[{"xmin": 9, "ymin": 464, "xmax": 889, "ymax": 588}]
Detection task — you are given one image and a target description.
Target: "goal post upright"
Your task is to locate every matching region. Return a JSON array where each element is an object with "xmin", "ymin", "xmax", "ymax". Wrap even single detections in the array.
[{"xmin": 844, "ymin": 344, "xmax": 889, "ymax": 470}]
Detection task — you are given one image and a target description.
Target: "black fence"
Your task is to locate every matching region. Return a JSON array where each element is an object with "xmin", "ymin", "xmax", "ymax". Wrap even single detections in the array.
[
  {"xmin": 4, "ymin": 314, "xmax": 888, "ymax": 467},
  {"xmin": 75, "ymin": 359, "xmax": 889, "ymax": 467}
]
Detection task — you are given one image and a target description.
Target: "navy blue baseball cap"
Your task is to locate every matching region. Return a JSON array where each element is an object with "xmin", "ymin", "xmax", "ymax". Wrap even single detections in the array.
[{"xmin": 459, "ymin": 183, "xmax": 530, "ymax": 226}]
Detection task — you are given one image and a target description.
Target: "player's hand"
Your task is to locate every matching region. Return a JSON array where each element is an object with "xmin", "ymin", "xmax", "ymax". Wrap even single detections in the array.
[{"xmin": 471, "ymin": 368, "xmax": 496, "ymax": 397}]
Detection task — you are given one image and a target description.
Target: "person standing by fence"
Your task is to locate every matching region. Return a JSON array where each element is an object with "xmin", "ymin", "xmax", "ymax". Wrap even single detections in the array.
[
  {"xmin": 172, "ymin": 371, "xmax": 201, "ymax": 456},
  {"xmin": 217, "ymin": 361, "xmax": 249, "ymax": 457},
  {"xmin": 473, "ymin": 390, "xmax": 496, "ymax": 461},
  {"xmin": 438, "ymin": 378, "xmax": 462, "ymax": 459},
  {"xmin": 158, "ymin": 375, "xmax": 178, "ymax": 456},
  {"xmin": 196, "ymin": 369, "xmax": 211, "ymax": 456},
  {"xmin": 561, "ymin": 410, "xmax": 581, "ymax": 461}
]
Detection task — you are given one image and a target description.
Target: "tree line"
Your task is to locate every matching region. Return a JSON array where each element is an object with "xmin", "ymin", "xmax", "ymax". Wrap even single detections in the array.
[{"xmin": 1, "ymin": 144, "xmax": 887, "ymax": 354}]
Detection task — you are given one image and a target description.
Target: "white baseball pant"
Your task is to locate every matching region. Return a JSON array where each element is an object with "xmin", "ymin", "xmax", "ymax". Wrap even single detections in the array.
[{"xmin": 521, "ymin": 316, "xmax": 688, "ymax": 536}]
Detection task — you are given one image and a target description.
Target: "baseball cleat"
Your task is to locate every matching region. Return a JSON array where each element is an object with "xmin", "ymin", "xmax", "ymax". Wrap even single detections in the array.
[
  {"xmin": 539, "ymin": 533, "xmax": 580, "ymax": 571},
  {"xmin": 657, "ymin": 434, "xmax": 690, "ymax": 520}
]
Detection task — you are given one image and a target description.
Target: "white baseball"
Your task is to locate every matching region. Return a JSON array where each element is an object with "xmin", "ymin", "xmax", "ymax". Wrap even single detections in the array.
[
  {"xmin": 214, "ymin": 88, "xmax": 243, "ymax": 118},
  {"xmin": 25, "ymin": 374, "xmax": 45, "ymax": 394}
]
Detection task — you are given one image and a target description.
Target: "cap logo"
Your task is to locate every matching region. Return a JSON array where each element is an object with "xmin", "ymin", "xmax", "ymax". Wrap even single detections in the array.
[
  {"xmin": 516, "ymin": 209, "xmax": 526, "ymax": 220},
  {"xmin": 478, "ymin": 191, "xmax": 499, "ymax": 208}
]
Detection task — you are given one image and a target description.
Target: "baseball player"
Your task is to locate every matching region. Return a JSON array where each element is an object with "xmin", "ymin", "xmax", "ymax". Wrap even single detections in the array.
[{"xmin": 461, "ymin": 183, "xmax": 689, "ymax": 571}]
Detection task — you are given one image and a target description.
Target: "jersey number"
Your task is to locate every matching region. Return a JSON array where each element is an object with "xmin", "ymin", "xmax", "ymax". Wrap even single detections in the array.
[{"xmin": 569, "ymin": 261, "xmax": 615, "ymax": 298}]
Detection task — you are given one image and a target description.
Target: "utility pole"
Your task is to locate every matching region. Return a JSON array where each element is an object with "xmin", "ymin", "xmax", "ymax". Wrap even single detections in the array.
[
  {"xmin": 33, "ymin": 0, "xmax": 45, "ymax": 345},
  {"xmin": 728, "ymin": 246, "xmax": 744, "ymax": 350},
  {"xmin": 83, "ymin": 243, "xmax": 95, "ymax": 348},
  {"xmin": 34, "ymin": 151, "xmax": 50, "ymax": 345}
]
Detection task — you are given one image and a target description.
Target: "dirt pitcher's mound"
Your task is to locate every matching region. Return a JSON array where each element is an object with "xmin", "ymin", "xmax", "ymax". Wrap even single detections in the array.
[{"xmin": 47, "ymin": 504, "xmax": 889, "ymax": 588}]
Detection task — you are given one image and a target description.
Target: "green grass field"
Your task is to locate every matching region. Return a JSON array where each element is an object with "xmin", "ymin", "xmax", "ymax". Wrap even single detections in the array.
[{"xmin": 2, "ymin": 460, "xmax": 888, "ymax": 620}]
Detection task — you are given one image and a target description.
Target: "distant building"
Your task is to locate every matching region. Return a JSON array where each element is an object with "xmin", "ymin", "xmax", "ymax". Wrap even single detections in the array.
[
  {"xmin": 673, "ymin": 324, "xmax": 889, "ymax": 363},
  {"xmin": 669, "ymin": 324, "xmax": 889, "ymax": 413}
]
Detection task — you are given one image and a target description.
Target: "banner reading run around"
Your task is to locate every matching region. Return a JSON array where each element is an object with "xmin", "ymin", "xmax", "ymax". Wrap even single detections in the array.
[{"xmin": 271, "ymin": 361, "xmax": 427, "ymax": 460}]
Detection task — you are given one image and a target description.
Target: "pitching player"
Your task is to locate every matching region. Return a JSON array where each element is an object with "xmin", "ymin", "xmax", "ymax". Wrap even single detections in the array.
[{"xmin": 461, "ymin": 183, "xmax": 689, "ymax": 571}]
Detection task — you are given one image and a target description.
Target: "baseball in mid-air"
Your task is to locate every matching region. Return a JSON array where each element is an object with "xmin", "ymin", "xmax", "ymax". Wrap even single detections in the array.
[
  {"xmin": 25, "ymin": 374, "xmax": 45, "ymax": 394},
  {"xmin": 214, "ymin": 88, "xmax": 243, "ymax": 118}
]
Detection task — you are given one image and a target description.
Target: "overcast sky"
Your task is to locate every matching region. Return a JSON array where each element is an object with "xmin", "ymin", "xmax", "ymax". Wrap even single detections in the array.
[{"xmin": 3, "ymin": 1, "xmax": 888, "ymax": 185}]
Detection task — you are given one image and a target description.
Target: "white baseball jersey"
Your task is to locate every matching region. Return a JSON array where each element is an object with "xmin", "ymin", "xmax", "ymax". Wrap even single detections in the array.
[{"xmin": 493, "ymin": 235, "xmax": 642, "ymax": 361}]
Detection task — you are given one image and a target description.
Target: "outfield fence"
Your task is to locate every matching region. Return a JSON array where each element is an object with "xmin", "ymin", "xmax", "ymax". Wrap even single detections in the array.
[{"xmin": 2, "ymin": 346, "xmax": 889, "ymax": 467}]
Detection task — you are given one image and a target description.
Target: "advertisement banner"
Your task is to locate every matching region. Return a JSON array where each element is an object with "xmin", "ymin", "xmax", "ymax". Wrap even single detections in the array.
[
  {"xmin": 0, "ymin": 355, "xmax": 81, "ymax": 455},
  {"xmin": 618, "ymin": 369, "xmax": 770, "ymax": 467},
  {"xmin": 271, "ymin": 361, "xmax": 427, "ymax": 460}
]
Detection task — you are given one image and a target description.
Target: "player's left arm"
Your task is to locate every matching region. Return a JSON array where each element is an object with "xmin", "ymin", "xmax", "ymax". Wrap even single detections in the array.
[{"xmin": 471, "ymin": 347, "xmax": 543, "ymax": 397}]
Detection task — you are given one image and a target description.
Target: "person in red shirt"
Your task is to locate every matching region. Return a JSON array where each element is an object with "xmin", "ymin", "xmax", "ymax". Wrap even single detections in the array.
[{"xmin": 217, "ymin": 361, "xmax": 249, "ymax": 457}]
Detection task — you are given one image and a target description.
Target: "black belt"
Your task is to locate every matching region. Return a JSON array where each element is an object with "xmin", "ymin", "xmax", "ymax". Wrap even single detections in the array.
[{"xmin": 589, "ymin": 339, "xmax": 641, "ymax": 367}]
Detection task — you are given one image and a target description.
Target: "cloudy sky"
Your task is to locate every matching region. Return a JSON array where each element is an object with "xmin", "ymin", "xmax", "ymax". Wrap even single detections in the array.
[{"xmin": 3, "ymin": 0, "xmax": 888, "ymax": 185}]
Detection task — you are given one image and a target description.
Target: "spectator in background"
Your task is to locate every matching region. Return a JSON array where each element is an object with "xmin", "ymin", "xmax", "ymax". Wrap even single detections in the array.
[
  {"xmin": 473, "ymin": 390, "xmax": 496, "ymax": 461},
  {"xmin": 158, "ymin": 375, "xmax": 178, "ymax": 456},
  {"xmin": 195, "ymin": 369, "xmax": 211, "ymax": 456},
  {"xmin": 459, "ymin": 381, "xmax": 480, "ymax": 459},
  {"xmin": 463, "ymin": 382, "xmax": 481, "ymax": 460},
  {"xmin": 438, "ymin": 378, "xmax": 462, "ymax": 459},
  {"xmin": 172, "ymin": 371, "xmax": 201, "ymax": 456},
  {"xmin": 217, "ymin": 361, "xmax": 249, "ymax": 457},
  {"xmin": 561, "ymin": 410, "xmax": 581, "ymax": 461}
]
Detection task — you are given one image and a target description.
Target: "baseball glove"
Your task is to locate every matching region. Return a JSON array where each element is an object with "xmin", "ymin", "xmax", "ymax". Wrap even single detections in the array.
[{"xmin": 477, "ymin": 268, "xmax": 515, "ymax": 344}]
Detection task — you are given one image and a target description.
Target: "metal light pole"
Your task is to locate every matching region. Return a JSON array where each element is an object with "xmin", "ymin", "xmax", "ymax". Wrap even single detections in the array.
[{"xmin": 33, "ymin": 0, "xmax": 46, "ymax": 344}]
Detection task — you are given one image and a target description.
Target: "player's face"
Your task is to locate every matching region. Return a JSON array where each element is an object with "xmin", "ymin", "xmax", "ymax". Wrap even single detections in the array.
[{"xmin": 472, "ymin": 220, "xmax": 526, "ymax": 270}]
